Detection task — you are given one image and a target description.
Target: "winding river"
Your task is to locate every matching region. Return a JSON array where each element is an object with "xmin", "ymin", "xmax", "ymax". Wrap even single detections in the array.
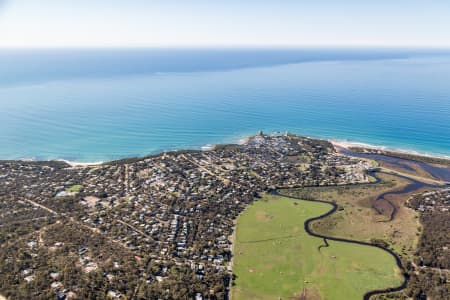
[
  {"xmin": 275, "ymin": 161, "xmax": 449, "ymax": 299},
  {"xmin": 337, "ymin": 147, "xmax": 450, "ymax": 182}
]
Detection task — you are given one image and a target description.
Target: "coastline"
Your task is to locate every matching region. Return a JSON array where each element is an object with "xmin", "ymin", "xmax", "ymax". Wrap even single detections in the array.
[
  {"xmin": 57, "ymin": 159, "xmax": 104, "ymax": 168},
  {"xmin": 6, "ymin": 134, "xmax": 449, "ymax": 166},
  {"xmin": 329, "ymin": 139, "xmax": 450, "ymax": 161},
  {"xmin": 3, "ymin": 132, "xmax": 449, "ymax": 299}
]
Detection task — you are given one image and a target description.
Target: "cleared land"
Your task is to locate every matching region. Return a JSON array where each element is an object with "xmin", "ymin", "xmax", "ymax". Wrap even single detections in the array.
[
  {"xmin": 286, "ymin": 173, "xmax": 421, "ymax": 260},
  {"xmin": 232, "ymin": 194, "xmax": 403, "ymax": 300}
]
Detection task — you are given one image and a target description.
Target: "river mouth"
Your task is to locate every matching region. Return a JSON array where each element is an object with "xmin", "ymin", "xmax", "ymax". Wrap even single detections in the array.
[
  {"xmin": 336, "ymin": 146, "xmax": 450, "ymax": 182},
  {"xmin": 277, "ymin": 158, "xmax": 450, "ymax": 299}
]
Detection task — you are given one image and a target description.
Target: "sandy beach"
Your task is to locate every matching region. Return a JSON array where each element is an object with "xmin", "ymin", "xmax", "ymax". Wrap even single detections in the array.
[
  {"xmin": 330, "ymin": 140, "xmax": 450, "ymax": 161},
  {"xmin": 58, "ymin": 159, "xmax": 104, "ymax": 168}
]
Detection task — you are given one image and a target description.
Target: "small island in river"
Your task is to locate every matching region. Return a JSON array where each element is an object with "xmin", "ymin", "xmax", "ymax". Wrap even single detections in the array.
[{"xmin": 1, "ymin": 133, "xmax": 449, "ymax": 300}]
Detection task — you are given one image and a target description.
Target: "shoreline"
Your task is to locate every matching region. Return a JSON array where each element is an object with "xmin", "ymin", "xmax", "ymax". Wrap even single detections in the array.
[
  {"xmin": 57, "ymin": 159, "xmax": 104, "ymax": 167},
  {"xmin": 5, "ymin": 134, "xmax": 449, "ymax": 166},
  {"xmin": 330, "ymin": 139, "xmax": 450, "ymax": 161}
]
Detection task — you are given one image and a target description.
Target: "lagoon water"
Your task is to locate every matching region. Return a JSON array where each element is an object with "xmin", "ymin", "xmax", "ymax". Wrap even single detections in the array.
[{"xmin": 1, "ymin": 48, "xmax": 450, "ymax": 162}]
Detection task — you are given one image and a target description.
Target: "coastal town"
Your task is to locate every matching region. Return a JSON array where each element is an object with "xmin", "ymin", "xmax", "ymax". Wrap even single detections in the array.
[{"xmin": 0, "ymin": 133, "xmax": 374, "ymax": 299}]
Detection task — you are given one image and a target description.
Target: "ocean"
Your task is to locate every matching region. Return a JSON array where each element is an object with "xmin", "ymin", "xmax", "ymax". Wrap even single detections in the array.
[{"xmin": 0, "ymin": 48, "xmax": 449, "ymax": 162}]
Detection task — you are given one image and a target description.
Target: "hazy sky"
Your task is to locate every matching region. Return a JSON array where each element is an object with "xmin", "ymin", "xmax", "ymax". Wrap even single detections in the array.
[{"xmin": 0, "ymin": 0, "xmax": 449, "ymax": 48}]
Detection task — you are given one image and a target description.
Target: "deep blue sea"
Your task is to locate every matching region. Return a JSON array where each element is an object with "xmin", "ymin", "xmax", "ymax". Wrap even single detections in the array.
[{"xmin": 1, "ymin": 48, "xmax": 449, "ymax": 162}]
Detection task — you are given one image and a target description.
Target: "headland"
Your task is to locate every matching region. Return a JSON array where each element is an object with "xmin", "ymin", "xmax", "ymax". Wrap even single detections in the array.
[{"xmin": 1, "ymin": 133, "xmax": 449, "ymax": 299}]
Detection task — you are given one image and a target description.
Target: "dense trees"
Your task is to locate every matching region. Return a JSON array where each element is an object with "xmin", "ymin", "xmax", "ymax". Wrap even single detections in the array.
[{"xmin": 403, "ymin": 189, "xmax": 450, "ymax": 299}]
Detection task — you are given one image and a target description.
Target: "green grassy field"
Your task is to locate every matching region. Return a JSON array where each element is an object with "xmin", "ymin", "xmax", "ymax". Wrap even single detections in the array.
[
  {"xmin": 287, "ymin": 173, "xmax": 420, "ymax": 260},
  {"xmin": 232, "ymin": 194, "xmax": 403, "ymax": 300},
  {"xmin": 66, "ymin": 184, "xmax": 82, "ymax": 192}
]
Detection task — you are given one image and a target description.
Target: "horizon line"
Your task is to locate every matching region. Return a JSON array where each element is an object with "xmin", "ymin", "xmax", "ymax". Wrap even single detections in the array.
[{"xmin": 2, "ymin": 45, "xmax": 450, "ymax": 51}]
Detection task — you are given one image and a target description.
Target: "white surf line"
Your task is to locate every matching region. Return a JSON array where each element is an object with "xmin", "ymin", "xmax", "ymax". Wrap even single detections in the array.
[{"xmin": 58, "ymin": 159, "xmax": 104, "ymax": 167}]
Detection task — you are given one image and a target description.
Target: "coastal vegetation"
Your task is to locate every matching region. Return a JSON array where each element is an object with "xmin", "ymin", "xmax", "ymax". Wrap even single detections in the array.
[
  {"xmin": 1, "ymin": 134, "xmax": 448, "ymax": 299},
  {"xmin": 232, "ymin": 194, "xmax": 403, "ymax": 299},
  {"xmin": 402, "ymin": 188, "xmax": 450, "ymax": 299},
  {"xmin": 1, "ymin": 134, "xmax": 370, "ymax": 299}
]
